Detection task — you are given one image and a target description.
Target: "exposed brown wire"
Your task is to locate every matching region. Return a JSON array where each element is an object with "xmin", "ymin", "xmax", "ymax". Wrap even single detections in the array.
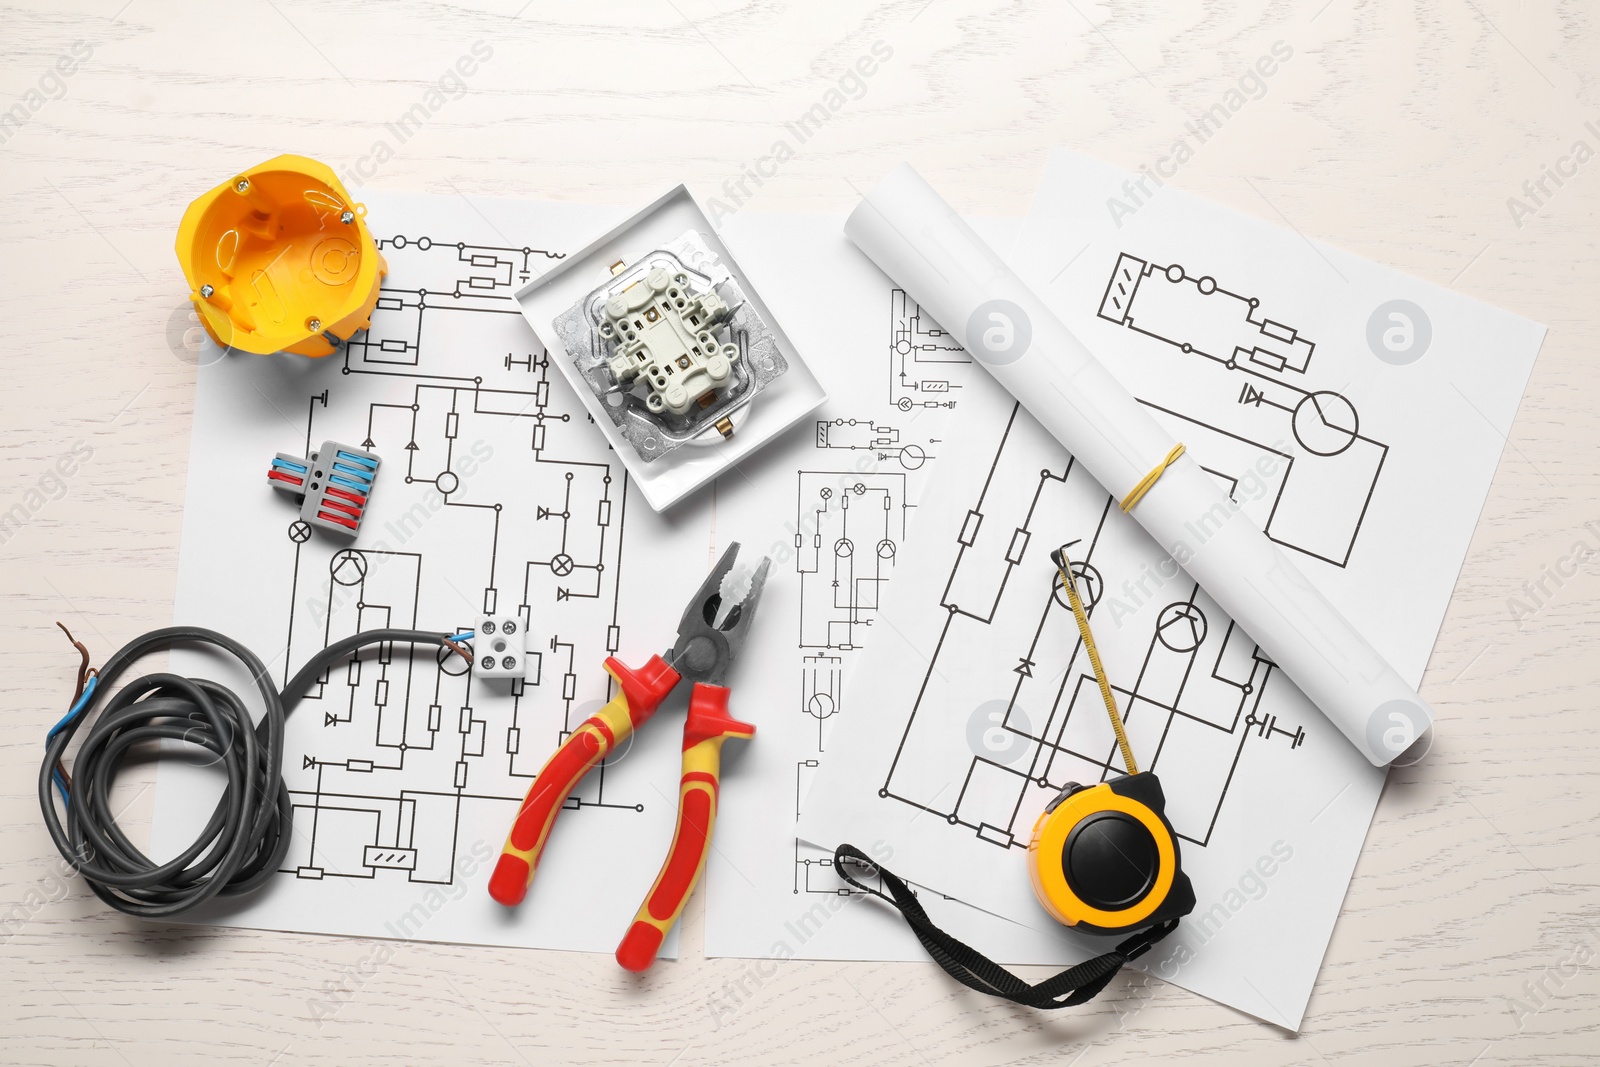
[
  {"xmin": 56, "ymin": 621, "xmax": 90, "ymax": 701},
  {"xmin": 53, "ymin": 621, "xmax": 97, "ymax": 791}
]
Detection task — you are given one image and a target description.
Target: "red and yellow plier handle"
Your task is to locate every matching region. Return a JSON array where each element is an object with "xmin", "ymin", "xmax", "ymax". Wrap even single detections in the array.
[
  {"xmin": 487, "ymin": 655, "xmax": 677, "ymax": 906},
  {"xmin": 486, "ymin": 654, "xmax": 754, "ymax": 972},
  {"xmin": 615, "ymin": 683, "xmax": 753, "ymax": 971}
]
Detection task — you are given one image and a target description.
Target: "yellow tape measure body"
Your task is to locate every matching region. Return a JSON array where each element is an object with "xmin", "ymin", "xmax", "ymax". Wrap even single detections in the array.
[
  {"xmin": 1027, "ymin": 772, "xmax": 1195, "ymax": 933},
  {"xmin": 1030, "ymin": 546, "xmax": 1195, "ymax": 935}
]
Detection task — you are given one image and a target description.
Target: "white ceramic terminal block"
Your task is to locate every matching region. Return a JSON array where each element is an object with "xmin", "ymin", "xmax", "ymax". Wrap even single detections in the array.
[{"xmin": 473, "ymin": 615, "xmax": 526, "ymax": 679}]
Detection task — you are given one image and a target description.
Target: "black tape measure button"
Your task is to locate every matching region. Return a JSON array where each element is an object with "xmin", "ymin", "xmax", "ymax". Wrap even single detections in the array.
[{"xmin": 1063, "ymin": 811, "xmax": 1159, "ymax": 910}]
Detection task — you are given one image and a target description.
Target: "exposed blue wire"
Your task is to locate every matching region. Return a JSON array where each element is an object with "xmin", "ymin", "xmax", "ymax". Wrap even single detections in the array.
[
  {"xmin": 449, "ymin": 631, "xmax": 474, "ymax": 641},
  {"xmin": 47, "ymin": 674, "xmax": 99, "ymax": 809},
  {"xmin": 47, "ymin": 674, "xmax": 99, "ymax": 741}
]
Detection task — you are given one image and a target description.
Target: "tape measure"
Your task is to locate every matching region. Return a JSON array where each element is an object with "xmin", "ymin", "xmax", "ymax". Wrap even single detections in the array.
[
  {"xmin": 833, "ymin": 544, "xmax": 1195, "ymax": 1009},
  {"xmin": 1026, "ymin": 546, "xmax": 1194, "ymax": 935},
  {"xmin": 1028, "ymin": 772, "xmax": 1194, "ymax": 932}
]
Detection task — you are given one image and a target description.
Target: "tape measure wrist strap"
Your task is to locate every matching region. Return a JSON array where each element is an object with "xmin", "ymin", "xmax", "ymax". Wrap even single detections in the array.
[{"xmin": 834, "ymin": 844, "xmax": 1178, "ymax": 1010}]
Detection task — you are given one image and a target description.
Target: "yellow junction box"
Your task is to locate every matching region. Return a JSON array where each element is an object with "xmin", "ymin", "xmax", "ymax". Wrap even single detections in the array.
[{"xmin": 175, "ymin": 154, "xmax": 386, "ymax": 358}]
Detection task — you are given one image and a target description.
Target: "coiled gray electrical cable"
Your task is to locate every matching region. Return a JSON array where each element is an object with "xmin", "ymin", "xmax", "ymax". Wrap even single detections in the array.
[{"xmin": 38, "ymin": 626, "xmax": 469, "ymax": 918}]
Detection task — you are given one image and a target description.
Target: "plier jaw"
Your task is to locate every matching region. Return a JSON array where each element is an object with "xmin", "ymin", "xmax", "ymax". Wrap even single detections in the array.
[{"xmin": 667, "ymin": 542, "xmax": 771, "ymax": 688}]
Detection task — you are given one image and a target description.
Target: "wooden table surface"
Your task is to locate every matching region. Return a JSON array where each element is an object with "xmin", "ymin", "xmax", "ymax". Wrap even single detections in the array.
[{"xmin": 3, "ymin": 1, "xmax": 1597, "ymax": 1064}]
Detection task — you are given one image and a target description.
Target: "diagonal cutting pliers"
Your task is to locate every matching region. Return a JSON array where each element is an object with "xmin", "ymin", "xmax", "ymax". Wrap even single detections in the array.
[{"xmin": 487, "ymin": 542, "xmax": 771, "ymax": 971}]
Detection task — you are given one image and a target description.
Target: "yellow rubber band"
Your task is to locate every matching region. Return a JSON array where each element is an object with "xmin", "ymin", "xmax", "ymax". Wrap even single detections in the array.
[
  {"xmin": 1119, "ymin": 443, "xmax": 1187, "ymax": 513},
  {"xmin": 1055, "ymin": 549, "xmax": 1138, "ymax": 776}
]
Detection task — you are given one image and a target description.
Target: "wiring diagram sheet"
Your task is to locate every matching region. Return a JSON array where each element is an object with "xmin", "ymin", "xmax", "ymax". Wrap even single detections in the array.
[
  {"xmin": 796, "ymin": 151, "xmax": 1545, "ymax": 1027},
  {"xmin": 152, "ymin": 190, "xmax": 1032, "ymax": 961},
  {"xmin": 153, "ymin": 191, "xmax": 713, "ymax": 955}
]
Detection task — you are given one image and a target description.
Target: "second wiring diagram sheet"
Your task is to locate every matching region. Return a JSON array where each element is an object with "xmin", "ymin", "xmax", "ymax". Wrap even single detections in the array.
[{"xmin": 796, "ymin": 152, "xmax": 1544, "ymax": 1027}]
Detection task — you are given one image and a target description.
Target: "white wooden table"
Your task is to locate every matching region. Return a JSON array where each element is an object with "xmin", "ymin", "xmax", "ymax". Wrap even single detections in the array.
[{"xmin": 3, "ymin": 2, "xmax": 1597, "ymax": 1063}]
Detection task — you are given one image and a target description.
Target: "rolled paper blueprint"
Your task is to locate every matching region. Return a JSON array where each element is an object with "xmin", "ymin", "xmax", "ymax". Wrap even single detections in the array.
[{"xmin": 844, "ymin": 164, "xmax": 1433, "ymax": 767}]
